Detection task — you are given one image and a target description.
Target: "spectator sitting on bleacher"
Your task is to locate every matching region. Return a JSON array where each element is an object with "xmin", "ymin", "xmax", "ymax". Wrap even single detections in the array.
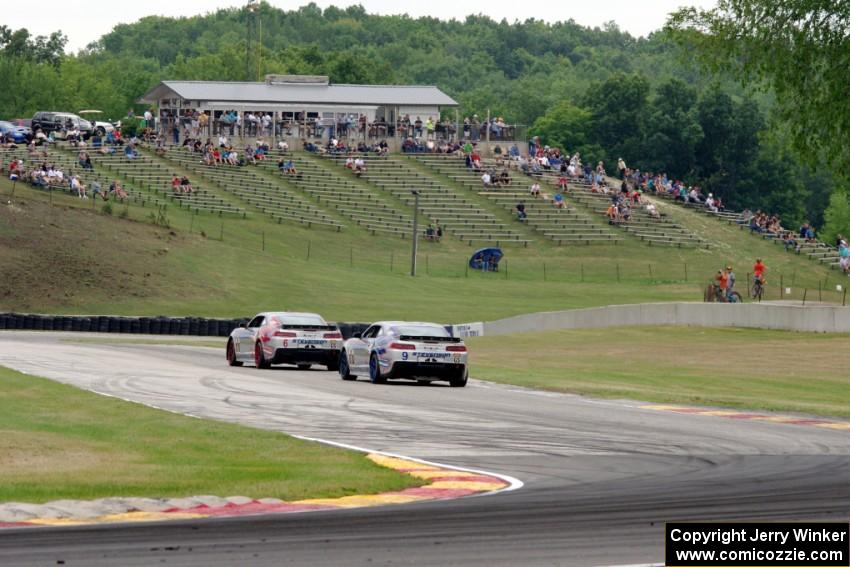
[
  {"xmin": 553, "ymin": 192, "xmax": 566, "ymax": 210},
  {"xmin": 425, "ymin": 224, "xmax": 436, "ymax": 241},
  {"xmin": 781, "ymin": 231, "xmax": 800, "ymax": 252},
  {"xmin": 280, "ymin": 159, "xmax": 297, "ymax": 175},
  {"xmin": 70, "ymin": 175, "xmax": 87, "ymax": 199},
  {"xmin": 530, "ymin": 181, "xmax": 540, "ymax": 197},
  {"xmin": 557, "ymin": 173, "xmax": 567, "ymax": 190},
  {"xmin": 516, "ymin": 201, "xmax": 527, "ymax": 220},
  {"xmin": 124, "ymin": 144, "xmax": 137, "ymax": 160},
  {"xmin": 354, "ymin": 157, "xmax": 365, "ymax": 177},
  {"xmin": 645, "ymin": 201, "xmax": 660, "ymax": 219},
  {"xmin": 171, "ymin": 174, "xmax": 181, "ymax": 193},
  {"xmin": 800, "ymin": 222, "xmax": 816, "ymax": 242},
  {"xmin": 180, "ymin": 176, "xmax": 193, "ymax": 194},
  {"xmin": 606, "ymin": 203, "xmax": 619, "ymax": 223},
  {"xmin": 345, "ymin": 156, "xmax": 354, "ymax": 169},
  {"xmin": 91, "ymin": 180, "xmax": 107, "ymax": 201},
  {"xmin": 109, "ymin": 179, "xmax": 128, "ymax": 200},
  {"xmin": 705, "ymin": 193, "xmax": 718, "ymax": 213},
  {"xmin": 499, "ymin": 170, "xmax": 511, "ymax": 186},
  {"xmin": 244, "ymin": 146, "xmax": 257, "ymax": 165},
  {"xmin": 481, "ymin": 171, "xmax": 492, "ymax": 187},
  {"xmin": 278, "ymin": 140, "xmax": 289, "ymax": 153},
  {"xmin": 619, "ymin": 202, "xmax": 632, "ymax": 221}
]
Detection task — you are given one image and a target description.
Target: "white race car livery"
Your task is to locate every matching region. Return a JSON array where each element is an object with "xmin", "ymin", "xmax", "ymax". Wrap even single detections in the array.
[
  {"xmin": 338, "ymin": 321, "xmax": 469, "ymax": 387},
  {"xmin": 226, "ymin": 311, "xmax": 342, "ymax": 370}
]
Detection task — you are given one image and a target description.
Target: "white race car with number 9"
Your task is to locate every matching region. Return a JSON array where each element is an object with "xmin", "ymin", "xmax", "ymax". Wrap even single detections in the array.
[
  {"xmin": 338, "ymin": 321, "xmax": 469, "ymax": 387},
  {"xmin": 227, "ymin": 311, "xmax": 342, "ymax": 370}
]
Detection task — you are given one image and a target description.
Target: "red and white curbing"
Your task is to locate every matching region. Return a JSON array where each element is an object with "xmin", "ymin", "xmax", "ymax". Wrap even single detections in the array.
[{"xmin": 0, "ymin": 443, "xmax": 522, "ymax": 528}]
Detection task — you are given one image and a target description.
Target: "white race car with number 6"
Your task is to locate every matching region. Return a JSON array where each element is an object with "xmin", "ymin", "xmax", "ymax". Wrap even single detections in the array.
[
  {"xmin": 338, "ymin": 321, "xmax": 469, "ymax": 387},
  {"xmin": 227, "ymin": 312, "xmax": 342, "ymax": 370}
]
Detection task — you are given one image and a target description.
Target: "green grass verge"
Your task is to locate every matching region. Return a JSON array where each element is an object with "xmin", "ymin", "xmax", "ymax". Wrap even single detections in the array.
[
  {"xmin": 0, "ymin": 366, "xmax": 422, "ymax": 503},
  {"xmin": 468, "ymin": 326, "xmax": 850, "ymax": 417}
]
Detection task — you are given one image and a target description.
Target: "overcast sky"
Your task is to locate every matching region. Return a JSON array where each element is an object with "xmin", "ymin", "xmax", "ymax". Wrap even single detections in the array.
[{"xmin": 8, "ymin": 0, "xmax": 717, "ymax": 53}]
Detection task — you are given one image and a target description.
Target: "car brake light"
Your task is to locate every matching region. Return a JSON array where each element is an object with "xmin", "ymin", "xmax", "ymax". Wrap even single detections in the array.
[
  {"xmin": 390, "ymin": 342, "xmax": 415, "ymax": 350},
  {"xmin": 323, "ymin": 332, "xmax": 342, "ymax": 339},
  {"xmin": 446, "ymin": 345, "xmax": 467, "ymax": 352},
  {"xmin": 274, "ymin": 331, "xmax": 297, "ymax": 337}
]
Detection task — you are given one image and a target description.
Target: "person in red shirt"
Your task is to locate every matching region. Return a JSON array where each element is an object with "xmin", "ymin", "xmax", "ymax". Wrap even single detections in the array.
[{"xmin": 753, "ymin": 258, "xmax": 766, "ymax": 284}]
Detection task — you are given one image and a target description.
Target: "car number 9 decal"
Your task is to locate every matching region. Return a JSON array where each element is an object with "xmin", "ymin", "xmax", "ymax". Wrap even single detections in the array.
[{"xmin": 402, "ymin": 352, "xmax": 409, "ymax": 361}]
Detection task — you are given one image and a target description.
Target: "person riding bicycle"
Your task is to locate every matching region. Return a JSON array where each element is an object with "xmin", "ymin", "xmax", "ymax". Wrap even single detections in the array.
[
  {"xmin": 753, "ymin": 258, "xmax": 766, "ymax": 286},
  {"xmin": 725, "ymin": 265, "xmax": 736, "ymax": 302}
]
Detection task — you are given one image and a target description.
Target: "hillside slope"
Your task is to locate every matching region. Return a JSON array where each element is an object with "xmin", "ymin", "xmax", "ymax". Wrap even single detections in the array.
[{"xmin": 1, "ymin": 169, "xmax": 844, "ymax": 321}]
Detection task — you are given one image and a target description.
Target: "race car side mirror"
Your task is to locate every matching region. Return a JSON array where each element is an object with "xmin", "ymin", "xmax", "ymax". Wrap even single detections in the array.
[{"xmin": 352, "ymin": 332, "xmax": 361, "ymax": 339}]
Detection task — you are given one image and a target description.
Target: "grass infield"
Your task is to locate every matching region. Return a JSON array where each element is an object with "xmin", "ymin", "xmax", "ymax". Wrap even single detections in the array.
[
  {"xmin": 0, "ymin": 366, "xmax": 422, "ymax": 504},
  {"xmin": 468, "ymin": 326, "xmax": 850, "ymax": 417}
]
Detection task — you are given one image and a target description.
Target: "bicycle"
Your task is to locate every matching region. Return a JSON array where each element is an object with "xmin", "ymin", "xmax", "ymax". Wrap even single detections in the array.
[
  {"xmin": 751, "ymin": 277, "xmax": 764, "ymax": 301},
  {"xmin": 705, "ymin": 283, "xmax": 743, "ymax": 303}
]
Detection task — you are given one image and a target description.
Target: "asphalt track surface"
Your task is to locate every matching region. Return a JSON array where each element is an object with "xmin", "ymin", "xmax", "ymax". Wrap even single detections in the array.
[{"xmin": 0, "ymin": 332, "xmax": 849, "ymax": 566}]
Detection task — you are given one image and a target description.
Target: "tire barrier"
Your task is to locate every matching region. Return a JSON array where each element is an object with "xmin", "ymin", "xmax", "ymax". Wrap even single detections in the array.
[{"xmin": 0, "ymin": 313, "xmax": 369, "ymax": 339}]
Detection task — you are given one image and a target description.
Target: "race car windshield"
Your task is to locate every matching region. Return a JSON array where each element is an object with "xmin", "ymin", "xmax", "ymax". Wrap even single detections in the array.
[
  {"xmin": 275, "ymin": 315, "xmax": 327, "ymax": 326},
  {"xmin": 392, "ymin": 325, "xmax": 449, "ymax": 338}
]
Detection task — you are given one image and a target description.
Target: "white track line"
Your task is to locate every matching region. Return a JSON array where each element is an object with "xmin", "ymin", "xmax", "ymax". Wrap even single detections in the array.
[{"xmin": 293, "ymin": 434, "xmax": 524, "ymax": 496}]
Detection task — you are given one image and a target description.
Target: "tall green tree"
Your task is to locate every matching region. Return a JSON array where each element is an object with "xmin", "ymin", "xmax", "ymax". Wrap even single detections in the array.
[
  {"xmin": 820, "ymin": 189, "xmax": 850, "ymax": 246},
  {"xmin": 639, "ymin": 78, "xmax": 703, "ymax": 177},
  {"xmin": 666, "ymin": 0, "xmax": 850, "ymax": 173}
]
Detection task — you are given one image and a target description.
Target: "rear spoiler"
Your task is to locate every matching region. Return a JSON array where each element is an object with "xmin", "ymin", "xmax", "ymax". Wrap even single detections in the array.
[
  {"xmin": 280, "ymin": 324, "xmax": 339, "ymax": 331},
  {"xmin": 399, "ymin": 335, "xmax": 462, "ymax": 343}
]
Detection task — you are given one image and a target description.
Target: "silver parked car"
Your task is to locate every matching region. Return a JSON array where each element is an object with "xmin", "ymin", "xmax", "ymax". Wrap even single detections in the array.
[
  {"xmin": 226, "ymin": 312, "xmax": 342, "ymax": 370},
  {"xmin": 339, "ymin": 321, "xmax": 469, "ymax": 387}
]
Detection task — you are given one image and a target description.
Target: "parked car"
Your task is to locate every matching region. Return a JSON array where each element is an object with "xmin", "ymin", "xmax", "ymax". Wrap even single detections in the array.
[
  {"xmin": 0, "ymin": 121, "xmax": 31, "ymax": 144},
  {"xmin": 31, "ymin": 111, "xmax": 93, "ymax": 140},
  {"xmin": 79, "ymin": 110, "xmax": 116, "ymax": 135}
]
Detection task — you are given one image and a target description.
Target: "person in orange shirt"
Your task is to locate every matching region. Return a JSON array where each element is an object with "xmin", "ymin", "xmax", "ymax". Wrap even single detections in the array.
[{"xmin": 715, "ymin": 270, "xmax": 728, "ymax": 301}]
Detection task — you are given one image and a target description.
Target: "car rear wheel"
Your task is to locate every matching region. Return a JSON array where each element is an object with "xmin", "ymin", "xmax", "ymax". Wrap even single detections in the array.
[
  {"xmin": 339, "ymin": 351, "xmax": 356, "ymax": 380},
  {"xmin": 254, "ymin": 341, "xmax": 270, "ymax": 369},
  {"xmin": 369, "ymin": 353, "xmax": 386, "ymax": 384},
  {"xmin": 449, "ymin": 367, "xmax": 468, "ymax": 388},
  {"xmin": 226, "ymin": 340, "xmax": 243, "ymax": 367}
]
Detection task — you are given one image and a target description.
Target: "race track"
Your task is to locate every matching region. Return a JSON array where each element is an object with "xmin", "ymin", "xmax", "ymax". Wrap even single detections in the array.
[{"xmin": 1, "ymin": 332, "xmax": 848, "ymax": 566}]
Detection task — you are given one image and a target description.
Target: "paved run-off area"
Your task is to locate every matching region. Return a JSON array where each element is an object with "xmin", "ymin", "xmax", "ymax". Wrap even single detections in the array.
[{"xmin": 0, "ymin": 332, "xmax": 849, "ymax": 566}]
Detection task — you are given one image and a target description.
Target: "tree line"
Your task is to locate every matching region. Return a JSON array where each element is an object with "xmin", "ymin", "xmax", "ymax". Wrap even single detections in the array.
[{"xmin": 0, "ymin": 2, "xmax": 845, "ymax": 234}]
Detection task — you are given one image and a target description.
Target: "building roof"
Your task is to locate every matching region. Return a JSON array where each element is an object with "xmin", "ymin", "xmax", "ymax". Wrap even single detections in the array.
[{"xmin": 139, "ymin": 80, "xmax": 458, "ymax": 107}]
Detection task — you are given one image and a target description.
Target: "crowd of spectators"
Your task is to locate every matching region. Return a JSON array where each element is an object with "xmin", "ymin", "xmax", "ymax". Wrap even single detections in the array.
[{"xmin": 5, "ymin": 154, "xmax": 127, "ymax": 201}]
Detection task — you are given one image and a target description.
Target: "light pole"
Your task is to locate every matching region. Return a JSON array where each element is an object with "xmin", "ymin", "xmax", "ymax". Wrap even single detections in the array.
[{"xmin": 410, "ymin": 190, "xmax": 420, "ymax": 276}]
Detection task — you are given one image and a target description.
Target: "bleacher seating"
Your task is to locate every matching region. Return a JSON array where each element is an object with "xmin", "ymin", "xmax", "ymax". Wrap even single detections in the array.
[
  {"xmin": 322, "ymin": 154, "xmax": 532, "ymax": 247},
  {"xmin": 253, "ymin": 154, "xmax": 410, "ymax": 237},
  {"xmin": 89, "ymin": 150, "xmax": 246, "ymax": 217},
  {"xmin": 652, "ymin": 189, "xmax": 842, "ymax": 269},
  {"xmin": 159, "ymin": 149, "xmax": 344, "ymax": 231},
  {"xmin": 414, "ymin": 155, "xmax": 622, "ymax": 246}
]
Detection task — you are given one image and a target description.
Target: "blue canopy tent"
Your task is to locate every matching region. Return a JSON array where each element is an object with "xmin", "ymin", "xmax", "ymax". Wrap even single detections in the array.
[{"xmin": 469, "ymin": 247, "xmax": 503, "ymax": 272}]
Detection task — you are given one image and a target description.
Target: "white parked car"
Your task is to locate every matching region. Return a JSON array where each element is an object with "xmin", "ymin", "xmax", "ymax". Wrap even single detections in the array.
[
  {"xmin": 339, "ymin": 321, "xmax": 469, "ymax": 387},
  {"xmin": 226, "ymin": 312, "xmax": 342, "ymax": 370}
]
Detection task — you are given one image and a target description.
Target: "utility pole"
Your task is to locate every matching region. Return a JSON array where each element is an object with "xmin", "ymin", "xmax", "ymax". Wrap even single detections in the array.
[
  {"xmin": 246, "ymin": 0, "xmax": 259, "ymax": 81},
  {"xmin": 410, "ymin": 190, "xmax": 420, "ymax": 276}
]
